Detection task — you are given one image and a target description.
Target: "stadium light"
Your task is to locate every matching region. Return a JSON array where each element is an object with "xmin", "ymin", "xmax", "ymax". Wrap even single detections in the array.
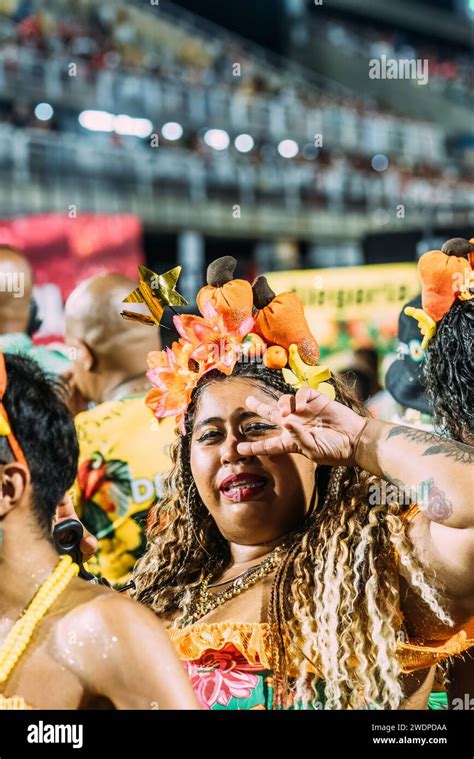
[
  {"xmin": 234, "ymin": 134, "xmax": 254, "ymax": 153},
  {"xmin": 34, "ymin": 103, "xmax": 54, "ymax": 121},
  {"xmin": 162, "ymin": 122, "xmax": 183, "ymax": 141},
  {"xmin": 79, "ymin": 111, "xmax": 153, "ymax": 138},
  {"xmin": 79, "ymin": 110, "xmax": 115, "ymax": 132},
  {"xmin": 204, "ymin": 129, "xmax": 230, "ymax": 151},
  {"xmin": 114, "ymin": 115, "xmax": 153, "ymax": 138},
  {"xmin": 278, "ymin": 139, "xmax": 298, "ymax": 158},
  {"xmin": 371, "ymin": 154, "xmax": 389, "ymax": 172}
]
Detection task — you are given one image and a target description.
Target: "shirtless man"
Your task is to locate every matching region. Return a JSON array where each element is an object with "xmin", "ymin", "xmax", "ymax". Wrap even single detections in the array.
[{"xmin": 0, "ymin": 352, "xmax": 199, "ymax": 710}]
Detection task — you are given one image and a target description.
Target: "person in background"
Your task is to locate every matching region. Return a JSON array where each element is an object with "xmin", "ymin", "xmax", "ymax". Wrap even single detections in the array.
[
  {"xmin": 0, "ymin": 352, "xmax": 199, "ymax": 710},
  {"xmin": 418, "ymin": 237, "xmax": 474, "ymax": 709},
  {"xmin": 0, "ymin": 244, "xmax": 69, "ymax": 375},
  {"xmin": 373, "ymin": 293, "xmax": 434, "ymax": 430},
  {"xmin": 64, "ymin": 273, "xmax": 176, "ymax": 586},
  {"xmin": 379, "ymin": 238, "xmax": 474, "ymax": 708}
]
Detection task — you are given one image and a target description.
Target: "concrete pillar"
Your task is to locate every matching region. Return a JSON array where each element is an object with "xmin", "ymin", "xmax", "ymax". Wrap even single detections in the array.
[{"xmin": 177, "ymin": 231, "xmax": 205, "ymax": 303}]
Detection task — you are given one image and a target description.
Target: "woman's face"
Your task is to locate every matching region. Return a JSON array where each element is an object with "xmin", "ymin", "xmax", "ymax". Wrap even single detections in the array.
[{"xmin": 190, "ymin": 378, "xmax": 316, "ymax": 546}]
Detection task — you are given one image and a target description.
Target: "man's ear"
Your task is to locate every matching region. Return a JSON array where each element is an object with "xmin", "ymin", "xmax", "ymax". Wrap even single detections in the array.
[
  {"xmin": 0, "ymin": 462, "xmax": 30, "ymax": 517},
  {"xmin": 74, "ymin": 341, "xmax": 95, "ymax": 372}
]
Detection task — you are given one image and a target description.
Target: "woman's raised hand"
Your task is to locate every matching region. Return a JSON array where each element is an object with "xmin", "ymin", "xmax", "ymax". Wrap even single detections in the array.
[{"xmin": 237, "ymin": 388, "xmax": 368, "ymax": 466}]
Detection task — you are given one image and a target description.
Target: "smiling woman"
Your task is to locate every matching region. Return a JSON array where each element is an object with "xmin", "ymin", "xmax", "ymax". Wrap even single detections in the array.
[{"xmin": 132, "ymin": 257, "xmax": 474, "ymax": 711}]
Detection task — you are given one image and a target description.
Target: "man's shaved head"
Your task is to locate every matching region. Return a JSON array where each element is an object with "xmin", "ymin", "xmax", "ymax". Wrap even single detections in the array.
[
  {"xmin": 65, "ymin": 272, "xmax": 161, "ymax": 402},
  {"xmin": 0, "ymin": 248, "xmax": 33, "ymax": 334}
]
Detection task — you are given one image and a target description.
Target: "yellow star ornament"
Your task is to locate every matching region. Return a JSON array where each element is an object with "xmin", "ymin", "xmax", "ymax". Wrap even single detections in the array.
[{"xmin": 121, "ymin": 265, "xmax": 188, "ymax": 327}]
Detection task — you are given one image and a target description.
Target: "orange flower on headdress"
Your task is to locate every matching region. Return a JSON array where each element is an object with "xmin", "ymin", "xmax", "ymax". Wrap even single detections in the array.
[
  {"xmin": 174, "ymin": 300, "xmax": 254, "ymax": 376},
  {"xmin": 146, "ymin": 341, "xmax": 200, "ymax": 434}
]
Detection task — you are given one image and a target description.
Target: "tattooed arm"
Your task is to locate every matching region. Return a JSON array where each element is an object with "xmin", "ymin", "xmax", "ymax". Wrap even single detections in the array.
[
  {"xmin": 355, "ymin": 420, "xmax": 474, "ymax": 615},
  {"xmin": 355, "ymin": 421, "xmax": 473, "ymax": 528}
]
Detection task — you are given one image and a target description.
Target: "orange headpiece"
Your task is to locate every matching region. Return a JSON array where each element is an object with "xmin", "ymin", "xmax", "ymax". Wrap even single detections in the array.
[
  {"xmin": 122, "ymin": 257, "xmax": 334, "ymax": 434},
  {"xmin": 0, "ymin": 351, "xmax": 27, "ymax": 466},
  {"xmin": 405, "ymin": 238, "xmax": 474, "ymax": 350}
]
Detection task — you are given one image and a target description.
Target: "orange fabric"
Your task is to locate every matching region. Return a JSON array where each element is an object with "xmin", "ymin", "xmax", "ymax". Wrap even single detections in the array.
[
  {"xmin": 253, "ymin": 292, "xmax": 320, "ymax": 365},
  {"xmin": 169, "ymin": 622, "xmax": 272, "ymax": 668},
  {"xmin": 170, "ymin": 617, "xmax": 474, "ymax": 678},
  {"xmin": 418, "ymin": 250, "xmax": 471, "ymax": 323},
  {"xmin": 196, "ymin": 280, "xmax": 254, "ymax": 331},
  {"xmin": 0, "ymin": 351, "xmax": 27, "ymax": 467},
  {"xmin": 401, "ymin": 503, "xmax": 421, "ymax": 524},
  {"xmin": 397, "ymin": 624, "xmax": 474, "ymax": 673}
]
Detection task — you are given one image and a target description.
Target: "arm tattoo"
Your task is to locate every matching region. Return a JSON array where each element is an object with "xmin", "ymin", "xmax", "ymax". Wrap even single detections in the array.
[
  {"xmin": 418, "ymin": 477, "xmax": 454, "ymax": 523},
  {"xmin": 387, "ymin": 426, "xmax": 474, "ymax": 464},
  {"xmin": 383, "ymin": 473, "xmax": 453, "ymax": 523}
]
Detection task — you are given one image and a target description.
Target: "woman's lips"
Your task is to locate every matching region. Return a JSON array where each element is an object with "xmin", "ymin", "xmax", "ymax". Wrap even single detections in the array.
[{"xmin": 219, "ymin": 473, "xmax": 268, "ymax": 503}]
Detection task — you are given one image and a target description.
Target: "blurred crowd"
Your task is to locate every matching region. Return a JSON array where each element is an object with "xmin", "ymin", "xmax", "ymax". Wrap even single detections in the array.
[
  {"xmin": 0, "ymin": 0, "xmax": 472, "ymax": 214},
  {"xmin": 314, "ymin": 6, "xmax": 474, "ymax": 102}
]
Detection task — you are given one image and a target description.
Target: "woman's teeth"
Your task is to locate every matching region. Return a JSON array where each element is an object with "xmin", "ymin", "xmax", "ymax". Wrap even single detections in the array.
[
  {"xmin": 223, "ymin": 480, "xmax": 265, "ymax": 491},
  {"xmin": 221, "ymin": 479, "xmax": 267, "ymax": 501}
]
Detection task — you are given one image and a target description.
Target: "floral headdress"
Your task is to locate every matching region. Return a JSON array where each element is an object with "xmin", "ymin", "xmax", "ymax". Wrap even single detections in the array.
[
  {"xmin": 123, "ymin": 257, "xmax": 335, "ymax": 434},
  {"xmin": 0, "ymin": 350, "xmax": 27, "ymax": 466},
  {"xmin": 405, "ymin": 237, "xmax": 474, "ymax": 350}
]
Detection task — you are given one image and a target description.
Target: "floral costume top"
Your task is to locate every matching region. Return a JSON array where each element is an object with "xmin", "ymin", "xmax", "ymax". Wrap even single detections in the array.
[
  {"xmin": 169, "ymin": 507, "xmax": 474, "ymax": 711},
  {"xmin": 169, "ymin": 617, "xmax": 474, "ymax": 710}
]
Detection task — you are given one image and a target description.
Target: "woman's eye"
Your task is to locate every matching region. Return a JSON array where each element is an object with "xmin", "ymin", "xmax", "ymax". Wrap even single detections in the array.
[
  {"xmin": 197, "ymin": 430, "xmax": 221, "ymax": 443},
  {"xmin": 244, "ymin": 423, "xmax": 277, "ymax": 435},
  {"xmin": 196, "ymin": 423, "xmax": 276, "ymax": 443}
]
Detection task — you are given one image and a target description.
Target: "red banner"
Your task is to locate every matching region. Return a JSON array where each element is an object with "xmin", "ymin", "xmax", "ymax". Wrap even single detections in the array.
[{"xmin": 0, "ymin": 213, "xmax": 144, "ymax": 300}]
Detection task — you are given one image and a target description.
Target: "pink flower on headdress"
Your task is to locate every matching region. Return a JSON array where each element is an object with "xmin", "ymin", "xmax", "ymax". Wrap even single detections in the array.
[
  {"xmin": 146, "ymin": 341, "xmax": 199, "ymax": 434},
  {"xmin": 174, "ymin": 301, "xmax": 254, "ymax": 376}
]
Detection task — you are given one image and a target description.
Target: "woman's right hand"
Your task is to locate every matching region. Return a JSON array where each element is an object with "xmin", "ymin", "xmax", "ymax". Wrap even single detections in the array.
[{"xmin": 237, "ymin": 388, "xmax": 368, "ymax": 467}]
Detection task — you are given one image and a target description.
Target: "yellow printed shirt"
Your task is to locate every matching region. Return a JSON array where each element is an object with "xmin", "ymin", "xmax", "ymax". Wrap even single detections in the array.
[{"xmin": 71, "ymin": 395, "xmax": 176, "ymax": 586}]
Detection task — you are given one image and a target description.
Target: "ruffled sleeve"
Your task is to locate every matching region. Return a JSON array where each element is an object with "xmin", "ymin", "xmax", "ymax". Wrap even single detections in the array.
[
  {"xmin": 168, "ymin": 622, "xmax": 272, "ymax": 668},
  {"xmin": 397, "ymin": 617, "xmax": 474, "ymax": 673}
]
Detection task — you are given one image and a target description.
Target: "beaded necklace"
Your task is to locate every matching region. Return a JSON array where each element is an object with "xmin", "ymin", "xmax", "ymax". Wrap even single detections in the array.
[
  {"xmin": 0, "ymin": 555, "xmax": 79, "ymax": 686},
  {"xmin": 0, "ymin": 694, "xmax": 31, "ymax": 709},
  {"xmin": 183, "ymin": 543, "xmax": 287, "ymax": 626}
]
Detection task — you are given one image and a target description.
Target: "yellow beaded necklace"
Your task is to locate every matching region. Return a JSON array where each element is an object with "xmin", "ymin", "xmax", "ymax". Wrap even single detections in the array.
[
  {"xmin": 0, "ymin": 555, "xmax": 79, "ymax": 687},
  {"xmin": 0, "ymin": 694, "xmax": 31, "ymax": 709}
]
